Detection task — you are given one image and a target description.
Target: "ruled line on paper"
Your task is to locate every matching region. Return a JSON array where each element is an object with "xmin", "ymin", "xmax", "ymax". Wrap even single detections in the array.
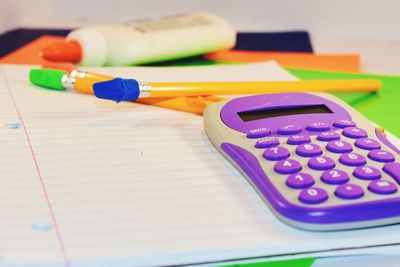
[{"xmin": 0, "ymin": 66, "xmax": 70, "ymax": 266}]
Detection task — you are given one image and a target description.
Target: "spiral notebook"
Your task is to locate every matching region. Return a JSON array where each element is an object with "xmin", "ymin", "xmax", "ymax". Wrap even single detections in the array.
[{"xmin": 1, "ymin": 62, "xmax": 400, "ymax": 267}]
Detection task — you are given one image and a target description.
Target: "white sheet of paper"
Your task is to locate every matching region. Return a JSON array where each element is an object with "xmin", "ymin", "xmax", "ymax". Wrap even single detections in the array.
[
  {"xmin": 0, "ymin": 63, "xmax": 399, "ymax": 267},
  {"xmin": 81, "ymin": 61, "xmax": 299, "ymax": 82}
]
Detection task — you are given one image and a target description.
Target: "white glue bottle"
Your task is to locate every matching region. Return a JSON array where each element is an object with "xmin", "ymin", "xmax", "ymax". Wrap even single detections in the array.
[{"xmin": 41, "ymin": 12, "xmax": 236, "ymax": 66}]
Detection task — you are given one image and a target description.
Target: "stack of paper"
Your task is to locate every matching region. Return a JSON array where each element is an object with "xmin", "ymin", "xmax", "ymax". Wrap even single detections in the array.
[{"xmin": 1, "ymin": 63, "xmax": 400, "ymax": 267}]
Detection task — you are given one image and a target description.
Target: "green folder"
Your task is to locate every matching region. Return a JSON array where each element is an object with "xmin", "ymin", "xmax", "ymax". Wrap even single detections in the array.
[
  {"xmin": 217, "ymin": 257, "xmax": 315, "ymax": 267},
  {"xmin": 287, "ymin": 68, "xmax": 400, "ymax": 138}
]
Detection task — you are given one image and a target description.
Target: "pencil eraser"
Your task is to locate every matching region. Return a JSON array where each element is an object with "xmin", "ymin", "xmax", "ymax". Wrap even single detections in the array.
[
  {"xmin": 29, "ymin": 69, "xmax": 66, "ymax": 91},
  {"xmin": 93, "ymin": 78, "xmax": 140, "ymax": 102}
]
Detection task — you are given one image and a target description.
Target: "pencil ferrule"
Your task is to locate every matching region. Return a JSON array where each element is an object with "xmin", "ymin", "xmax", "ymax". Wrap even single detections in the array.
[
  {"xmin": 61, "ymin": 74, "xmax": 76, "ymax": 89},
  {"xmin": 139, "ymin": 82, "xmax": 152, "ymax": 97},
  {"xmin": 70, "ymin": 69, "xmax": 86, "ymax": 79}
]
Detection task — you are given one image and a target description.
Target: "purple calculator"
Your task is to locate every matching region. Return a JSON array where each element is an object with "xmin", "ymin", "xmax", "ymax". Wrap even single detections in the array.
[{"xmin": 204, "ymin": 93, "xmax": 400, "ymax": 231}]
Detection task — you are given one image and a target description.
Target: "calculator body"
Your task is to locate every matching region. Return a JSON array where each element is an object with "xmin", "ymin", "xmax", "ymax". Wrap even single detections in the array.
[{"xmin": 204, "ymin": 92, "xmax": 400, "ymax": 231}]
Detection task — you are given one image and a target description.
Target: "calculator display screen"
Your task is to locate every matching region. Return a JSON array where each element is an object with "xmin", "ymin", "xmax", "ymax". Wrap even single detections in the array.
[{"xmin": 237, "ymin": 105, "xmax": 333, "ymax": 122}]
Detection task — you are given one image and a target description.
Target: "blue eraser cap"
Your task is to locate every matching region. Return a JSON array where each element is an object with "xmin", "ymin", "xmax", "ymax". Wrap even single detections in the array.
[{"xmin": 93, "ymin": 78, "xmax": 140, "ymax": 102}]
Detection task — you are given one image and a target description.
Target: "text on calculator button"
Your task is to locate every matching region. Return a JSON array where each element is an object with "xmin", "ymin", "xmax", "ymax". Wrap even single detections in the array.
[
  {"xmin": 353, "ymin": 166, "xmax": 381, "ymax": 180},
  {"xmin": 368, "ymin": 150, "xmax": 395, "ymax": 163},
  {"xmin": 321, "ymin": 169, "xmax": 349, "ymax": 185},
  {"xmin": 263, "ymin": 146, "xmax": 290, "ymax": 161},
  {"xmin": 368, "ymin": 180, "xmax": 398, "ymax": 195},
  {"xmin": 287, "ymin": 135, "xmax": 311, "ymax": 145},
  {"xmin": 246, "ymin": 128, "xmax": 271, "ymax": 138},
  {"xmin": 296, "ymin": 143, "xmax": 322, "ymax": 157},
  {"xmin": 342, "ymin": 127, "xmax": 368, "ymax": 139},
  {"xmin": 274, "ymin": 159, "xmax": 302, "ymax": 174},
  {"xmin": 286, "ymin": 173, "xmax": 315, "ymax": 189},
  {"xmin": 255, "ymin": 137, "xmax": 279, "ymax": 148},
  {"xmin": 335, "ymin": 184, "xmax": 364, "ymax": 199},
  {"xmin": 339, "ymin": 153, "xmax": 366, "ymax": 166},
  {"xmin": 355, "ymin": 138, "xmax": 381, "ymax": 150},
  {"xmin": 326, "ymin": 140, "xmax": 353, "ymax": 153},
  {"xmin": 317, "ymin": 131, "xmax": 340, "ymax": 141},
  {"xmin": 333, "ymin": 119, "xmax": 356, "ymax": 128},
  {"xmin": 306, "ymin": 122, "xmax": 330, "ymax": 132},
  {"xmin": 278, "ymin": 125, "xmax": 302, "ymax": 135},
  {"xmin": 308, "ymin": 156, "xmax": 336, "ymax": 170},
  {"xmin": 299, "ymin": 187, "xmax": 328, "ymax": 204}
]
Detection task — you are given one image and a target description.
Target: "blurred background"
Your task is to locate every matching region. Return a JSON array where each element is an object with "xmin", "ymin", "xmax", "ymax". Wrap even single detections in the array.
[{"xmin": 2, "ymin": 0, "xmax": 400, "ymax": 42}]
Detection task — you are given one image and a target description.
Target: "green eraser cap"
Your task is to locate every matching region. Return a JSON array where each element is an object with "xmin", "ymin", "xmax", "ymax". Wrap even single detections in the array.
[{"xmin": 29, "ymin": 69, "xmax": 66, "ymax": 91}]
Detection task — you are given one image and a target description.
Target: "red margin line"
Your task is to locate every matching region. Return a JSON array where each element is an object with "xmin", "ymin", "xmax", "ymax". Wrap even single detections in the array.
[{"xmin": 2, "ymin": 67, "xmax": 70, "ymax": 266}]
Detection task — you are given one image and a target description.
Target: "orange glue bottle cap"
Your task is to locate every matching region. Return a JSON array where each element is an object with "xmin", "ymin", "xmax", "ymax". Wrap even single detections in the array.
[{"xmin": 41, "ymin": 40, "xmax": 82, "ymax": 63}]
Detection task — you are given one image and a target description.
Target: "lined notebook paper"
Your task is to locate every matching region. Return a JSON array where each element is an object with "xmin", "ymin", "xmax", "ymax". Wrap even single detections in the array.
[{"xmin": 1, "ymin": 63, "xmax": 400, "ymax": 267}]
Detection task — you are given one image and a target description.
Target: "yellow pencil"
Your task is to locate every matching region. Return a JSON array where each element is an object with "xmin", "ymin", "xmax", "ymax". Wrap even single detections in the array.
[{"xmin": 93, "ymin": 78, "xmax": 381, "ymax": 102}]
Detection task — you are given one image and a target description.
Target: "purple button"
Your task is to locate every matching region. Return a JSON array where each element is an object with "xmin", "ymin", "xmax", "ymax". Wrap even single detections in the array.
[
  {"xmin": 334, "ymin": 119, "xmax": 356, "ymax": 128},
  {"xmin": 255, "ymin": 137, "xmax": 280, "ymax": 148},
  {"xmin": 342, "ymin": 127, "xmax": 368, "ymax": 139},
  {"xmin": 263, "ymin": 146, "xmax": 290, "ymax": 161},
  {"xmin": 335, "ymin": 184, "xmax": 364, "ymax": 199},
  {"xmin": 308, "ymin": 156, "xmax": 336, "ymax": 170},
  {"xmin": 368, "ymin": 149, "xmax": 395, "ymax": 163},
  {"xmin": 299, "ymin": 187, "xmax": 328, "ymax": 204},
  {"xmin": 286, "ymin": 173, "xmax": 315, "ymax": 189},
  {"xmin": 274, "ymin": 159, "xmax": 302, "ymax": 174},
  {"xmin": 317, "ymin": 131, "xmax": 341, "ymax": 141},
  {"xmin": 296, "ymin": 143, "xmax": 322, "ymax": 157},
  {"xmin": 339, "ymin": 153, "xmax": 366, "ymax": 166},
  {"xmin": 287, "ymin": 135, "xmax": 311, "ymax": 145},
  {"xmin": 383, "ymin": 162, "xmax": 400, "ymax": 184},
  {"xmin": 326, "ymin": 140, "xmax": 353, "ymax": 153},
  {"xmin": 246, "ymin": 127, "xmax": 271, "ymax": 138},
  {"xmin": 278, "ymin": 125, "xmax": 302, "ymax": 135},
  {"xmin": 321, "ymin": 169, "xmax": 349, "ymax": 185},
  {"xmin": 353, "ymin": 166, "xmax": 381, "ymax": 180},
  {"xmin": 355, "ymin": 138, "xmax": 381, "ymax": 150},
  {"xmin": 368, "ymin": 180, "xmax": 398, "ymax": 195},
  {"xmin": 307, "ymin": 122, "xmax": 330, "ymax": 132}
]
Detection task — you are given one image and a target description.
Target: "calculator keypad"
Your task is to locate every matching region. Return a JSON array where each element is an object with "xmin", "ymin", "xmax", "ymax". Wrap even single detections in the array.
[{"xmin": 246, "ymin": 119, "xmax": 400, "ymax": 207}]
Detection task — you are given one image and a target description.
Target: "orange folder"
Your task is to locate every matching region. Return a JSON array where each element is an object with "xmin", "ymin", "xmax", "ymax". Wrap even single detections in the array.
[
  {"xmin": 2, "ymin": 35, "xmax": 360, "ymax": 73},
  {"xmin": 204, "ymin": 50, "xmax": 361, "ymax": 72},
  {"xmin": 0, "ymin": 36, "xmax": 65, "ymax": 65}
]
